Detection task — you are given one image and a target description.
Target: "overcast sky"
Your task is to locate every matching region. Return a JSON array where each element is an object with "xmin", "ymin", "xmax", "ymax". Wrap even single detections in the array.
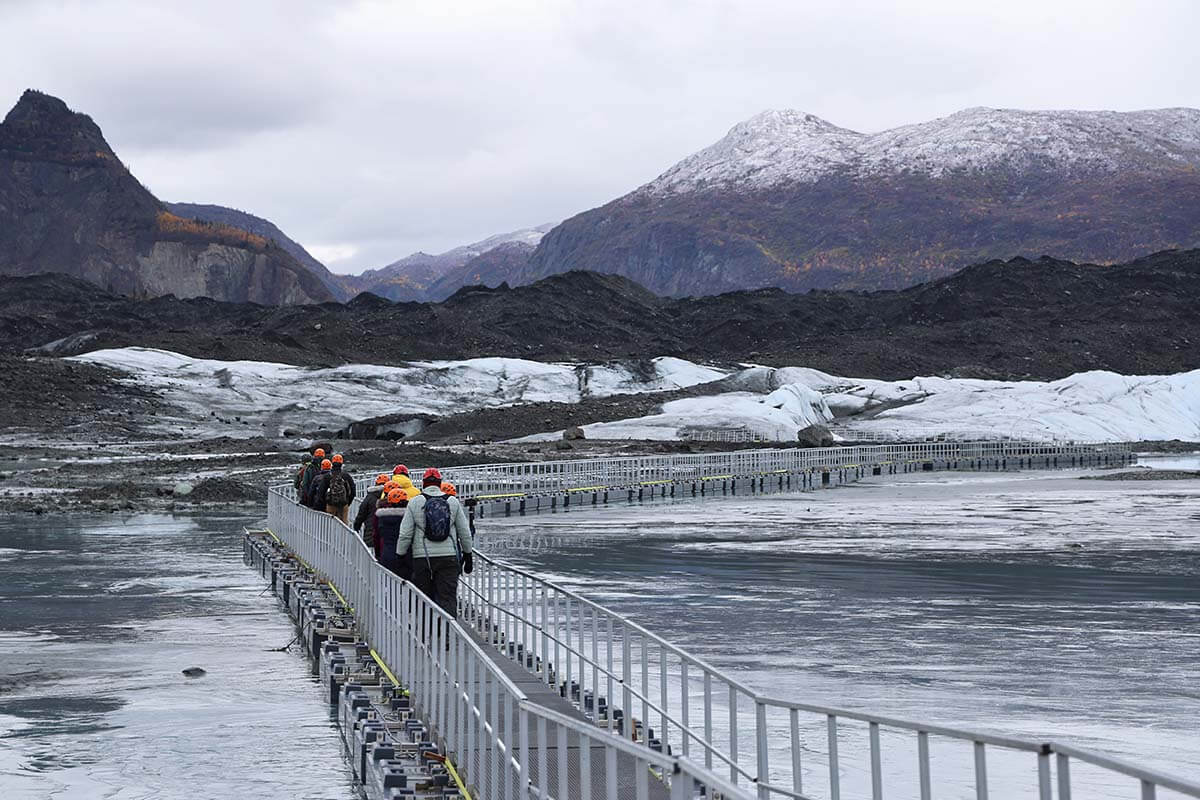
[{"xmin": 1, "ymin": 1, "xmax": 1197, "ymax": 273}]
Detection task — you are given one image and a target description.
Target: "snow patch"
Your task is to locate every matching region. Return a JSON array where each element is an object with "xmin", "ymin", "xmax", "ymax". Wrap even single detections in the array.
[
  {"xmin": 515, "ymin": 366, "xmax": 1200, "ymax": 444},
  {"xmin": 834, "ymin": 370, "xmax": 1200, "ymax": 443},
  {"xmin": 69, "ymin": 348, "xmax": 728, "ymax": 438},
  {"xmin": 66, "ymin": 348, "xmax": 1200, "ymax": 445},
  {"xmin": 517, "ymin": 384, "xmax": 834, "ymax": 443}
]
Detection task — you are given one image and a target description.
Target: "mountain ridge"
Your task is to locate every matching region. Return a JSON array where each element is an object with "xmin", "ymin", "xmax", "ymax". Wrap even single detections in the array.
[
  {"xmin": 4, "ymin": 249, "xmax": 1198, "ymax": 381},
  {"xmin": 645, "ymin": 106, "xmax": 1200, "ymax": 194},
  {"xmin": 0, "ymin": 90, "xmax": 335, "ymax": 305},
  {"xmin": 349, "ymin": 222, "xmax": 556, "ymax": 301},
  {"xmin": 517, "ymin": 106, "xmax": 1200, "ymax": 296}
]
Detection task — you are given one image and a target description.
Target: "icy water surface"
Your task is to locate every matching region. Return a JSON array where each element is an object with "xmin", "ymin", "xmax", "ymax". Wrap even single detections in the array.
[
  {"xmin": 481, "ymin": 469, "xmax": 1200, "ymax": 798},
  {"xmin": 0, "ymin": 514, "xmax": 355, "ymax": 800},
  {"xmin": 1, "ymin": 470, "xmax": 1197, "ymax": 799}
]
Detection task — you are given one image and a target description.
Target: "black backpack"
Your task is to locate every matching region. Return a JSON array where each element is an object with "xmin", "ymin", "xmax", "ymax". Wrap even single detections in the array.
[
  {"xmin": 424, "ymin": 495, "xmax": 452, "ymax": 542},
  {"xmin": 327, "ymin": 472, "xmax": 350, "ymax": 507}
]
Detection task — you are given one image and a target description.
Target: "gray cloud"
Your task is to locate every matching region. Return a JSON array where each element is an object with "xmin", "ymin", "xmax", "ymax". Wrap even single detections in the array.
[{"xmin": 2, "ymin": 0, "xmax": 1198, "ymax": 272}]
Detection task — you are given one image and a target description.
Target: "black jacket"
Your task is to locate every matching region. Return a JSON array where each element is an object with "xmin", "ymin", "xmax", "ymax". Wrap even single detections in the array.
[
  {"xmin": 299, "ymin": 462, "xmax": 321, "ymax": 506},
  {"xmin": 353, "ymin": 486, "xmax": 383, "ymax": 531},
  {"xmin": 315, "ymin": 466, "xmax": 355, "ymax": 508},
  {"xmin": 310, "ymin": 470, "xmax": 331, "ymax": 508},
  {"xmin": 293, "ymin": 459, "xmax": 311, "ymax": 493}
]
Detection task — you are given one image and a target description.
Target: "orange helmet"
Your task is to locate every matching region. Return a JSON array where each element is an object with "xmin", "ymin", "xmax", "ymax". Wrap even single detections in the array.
[
  {"xmin": 320, "ymin": 458, "xmax": 332, "ymax": 470},
  {"xmin": 313, "ymin": 448, "xmax": 326, "ymax": 458},
  {"xmin": 375, "ymin": 474, "xmax": 390, "ymax": 486},
  {"xmin": 441, "ymin": 481, "xmax": 457, "ymax": 496},
  {"xmin": 387, "ymin": 488, "xmax": 405, "ymax": 504},
  {"xmin": 332, "ymin": 453, "xmax": 344, "ymax": 464}
]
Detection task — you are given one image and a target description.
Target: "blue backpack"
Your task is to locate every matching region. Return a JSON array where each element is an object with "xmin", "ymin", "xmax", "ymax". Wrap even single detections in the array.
[{"xmin": 424, "ymin": 495, "xmax": 452, "ymax": 542}]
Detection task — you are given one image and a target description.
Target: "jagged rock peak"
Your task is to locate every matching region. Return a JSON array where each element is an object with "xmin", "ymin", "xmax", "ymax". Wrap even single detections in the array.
[
  {"xmin": 646, "ymin": 106, "xmax": 1200, "ymax": 194},
  {"xmin": 0, "ymin": 89, "xmax": 116, "ymax": 161}
]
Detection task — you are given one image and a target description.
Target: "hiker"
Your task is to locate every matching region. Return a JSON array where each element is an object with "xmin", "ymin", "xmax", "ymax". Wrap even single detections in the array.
[
  {"xmin": 318, "ymin": 454, "xmax": 355, "ymax": 524},
  {"xmin": 299, "ymin": 448, "xmax": 325, "ymax": 507},
  {"xmin": 394, "ymin": 472, "xmax": 420, "ymax": 501},
  {"xmin": 353, "ymin": 474, "xmax": 390, "ymax": 545},
  {"xmin": 396, "ymin": 468, "xmax": 473, "ymax": 619},
  {"xmin": 374, "ymin": 487, "xmax": 412, "ymax": 580},
  {"xmin": 293, "ymin": 454, "xmax": 311, "ymax": 496},
  {"xmin": 440, "ymin": 480, "xmax": 477, "ymax": 540},
  {"xmin": 308, "ymin": 457, "xmax": 333, "ymax": 509}
]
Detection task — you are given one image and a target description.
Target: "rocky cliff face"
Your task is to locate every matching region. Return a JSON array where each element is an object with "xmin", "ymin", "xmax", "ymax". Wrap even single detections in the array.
[
  {"xmin": 521, "ymin": 107, "xmax": 1200, "ymax": 296},
  {"xmin": 0, "ymin": 90, "xmax": 334, "ymax": 304},
  {"xmin": 166, "ymin": 202, "xmax": 352, "ymax": 301}
]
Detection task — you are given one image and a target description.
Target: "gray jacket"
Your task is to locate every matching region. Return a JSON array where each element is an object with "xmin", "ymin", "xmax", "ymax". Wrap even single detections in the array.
[{"xmin": 396, "ymin": 486, "xmax": 473, "ymax": 560}]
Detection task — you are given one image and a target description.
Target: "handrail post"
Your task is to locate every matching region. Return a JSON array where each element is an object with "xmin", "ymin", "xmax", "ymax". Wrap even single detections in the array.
[
  {"xmin": 827, "ymin": 714, "xmax": 840, "ymax": 800},
  {"xmin": 1037, "ymin": 748, "xmax": 1052, "ymax": 800},
  {"xmin": 918, "ymin": 731, "xmax": 931, "ymax": 800},
  {"xmin": 1057, "ymin": 752, "xmax": 1071, "ymax": 800},
  {"xmin": 869, "ymin": 721, "xmax": 882, "ymax": 800},
  {"xmin": 974, "ymin": 741, "xmax": 988, "ymax": 800},
  {"xmin": 755, "ymin": 700, "xmax": 770, "ymax": 799}
]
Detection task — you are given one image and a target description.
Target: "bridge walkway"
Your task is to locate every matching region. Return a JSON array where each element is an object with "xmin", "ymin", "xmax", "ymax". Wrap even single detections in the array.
[
  {"xmin": 263, "ymin": 440, "xmax": 1200, "ymax": 800},
  {"xmin": 458, "ymin": 623, "xmax": 672, "ymax": 800}
]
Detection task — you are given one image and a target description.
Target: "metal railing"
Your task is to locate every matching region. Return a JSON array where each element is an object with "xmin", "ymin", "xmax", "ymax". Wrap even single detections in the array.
[
  {"xmin": 828, "ymin": 427, "xmax": 1089, "ymax": 444},
  {"xmin": 457, "ymin": 551, "xmax": 1199, "ymax": 800},
  {"xmin": 268, "ymin": 488, "xmax": 754, "ymax": 800},
  {"xmin": 680, "ymin": 425, "xmax": 777, "ymax": 443},
  {"xmin": 284, "ymin": 439, "xmax": 1194, "ymax": 800},
  {"xmin": 352, "ymin": 440, "xmax": 1132, "ymax": 499}
]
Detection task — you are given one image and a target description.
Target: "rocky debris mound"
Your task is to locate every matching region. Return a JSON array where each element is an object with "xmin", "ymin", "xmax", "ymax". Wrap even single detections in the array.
[
  {"xmin": 0, "ymin": 249, "xmax": 1198, "ymax": 380},
  {"xmin": 1085, "ymin": 470, "xmax": 1200, "ymax": 481},
  {"xmin": 797, "ymin": 424, "xmax": 834, "ymax": 447},
  {"xmin": 185, "ymin": 477, "xmax": 267, "ymax": 503},
  {"xmin": 2, "ymin": 353, "xmax": 163, "ymax": 435}
]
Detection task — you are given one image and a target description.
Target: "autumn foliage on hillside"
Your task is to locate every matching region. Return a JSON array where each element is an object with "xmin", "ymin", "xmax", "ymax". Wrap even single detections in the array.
[{"xmin": 156, "ymin": 211, "xmax": 269, "ymax": 251}]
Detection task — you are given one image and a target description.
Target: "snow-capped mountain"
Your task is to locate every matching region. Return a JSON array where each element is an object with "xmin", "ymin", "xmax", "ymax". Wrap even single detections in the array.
[
  {"xmin": 647, "ymin": 107, "xmax": 1200, "ymax": 194},
  {"xmin": 437, "ymin": 223, "xmax": 556, "ymax": 262},
  {"xmin": 519, "ymin": 106, "xmax": 1200, "ymax": 297},
  {"xmin": 351, "ymin": 222, "xmax": 557, "ymax": 301}
]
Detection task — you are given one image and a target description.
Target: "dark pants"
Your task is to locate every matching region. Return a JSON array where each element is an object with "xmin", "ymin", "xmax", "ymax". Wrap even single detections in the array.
[
  {"xmin": 378, "ymin": 533, "xmax": 411, "ymax": 582},
  {"xmin": 413, "ymin": 555, "xmax": 460, "ymax": 619},
  {"xmin": 387, "ymin": 551, "xmax": 413, "ymax": 583}
]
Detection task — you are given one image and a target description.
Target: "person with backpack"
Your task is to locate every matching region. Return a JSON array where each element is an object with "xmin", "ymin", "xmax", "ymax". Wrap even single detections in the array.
[
  {"xmin": 374, "ymin": 487, "xmax": 412, "ymax": 579},
  {"xmin": 318, "ymin": 454, "xmax": 355, "ymax": 523},
  {"xmin": 307, "ymin": 457, "xmax": 332, "ymax": 509},
  {"xmin": 310, "ymin": 457, "xmax": 334, "ymax": 509},
  {"xmin": 293, "ymin": 454, "xmax": 312, "ymax": 496},
  {"xmin": 354, "ymin": 474, "xmax": 391, "ymax": 546},
  {"xmin": 300, "ymin": 448, "xmax": 326, "ymax": 507},
  {"xmin": 395, "ymin": 468, "xmax": 473, "ymax": 619}
]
